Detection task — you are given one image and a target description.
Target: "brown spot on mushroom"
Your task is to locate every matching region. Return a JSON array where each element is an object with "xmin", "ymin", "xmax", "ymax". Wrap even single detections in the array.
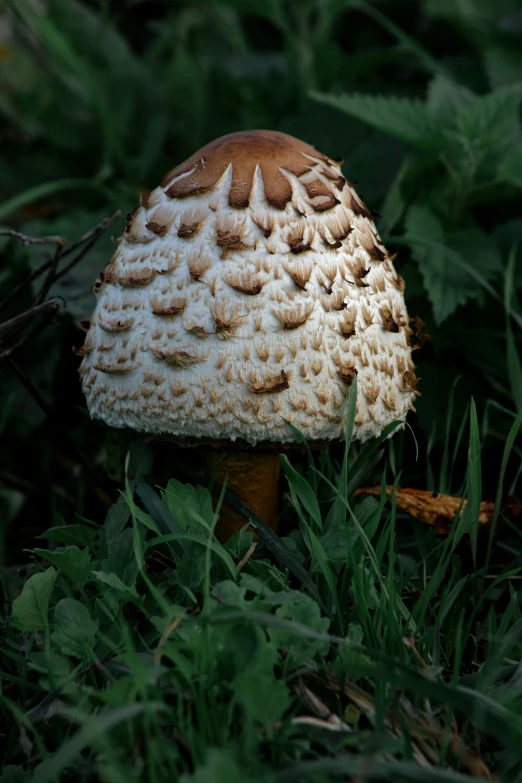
[
  {"xmin": 98, "ymin": 315, "xmax": 134, "ymax": 333},
  {"xmin": 93, "ymin": 362, "xmax": 137, "ymax": 374},
  {"xmin": 151, "ymin": 297, "xmax": 187, "ymax": 316},
  {"xmin": 408, "ymin": 315, "xmax": 429, "ymax": 350},
  {"xmin": 272, "ymin": 302, "xmax": 314, "ymax": 330},
  {"xmin": 291, "ymin": 397, "xmax": 308, "ymax": 412},
  {"xmin": 256, "ymin": 342, "xmax": 270, "ymax": 363},
  {"xmin": 249, "ymin": 369, "xmax": 290, "ymax": 394},
  {"xmin": 382, "ymin": 392, "xmax": 397, "ymax": 411},
  {"xmin": 287, "ymin": 235, "xmax": 311, "ymax": 254},
  {"xmin": 310, "ymin": 333, "xmax": 323, "ymax": 351},
  {"xmin": 402, "ymin": 370, "xmax": 421, "ymax": 395},
  {"xmin": 185, "ymin": 324, "xmax": 209, "ymax": 340},
  {"xmin": 310, "ymin": 357, "xmax": 323, "ymax": 376},
  {"xmin": 339, "ymin": 310, "xmax": 357, "ymax": 338},
  {"xmin": 283, "ymin": 260, "xmax": 312, "ymax": 290},
  {"xmin": 188, "ymin": 256, "xmax": 211, "ymax": 281},
  {"xmin": 150, "ymin": 348, "xmax": 206, "ymax": 367},
  {"xmin": 73, "ymin": 344, "xmax": 91, "ymax": 357},
  {"xmin": 337, "ymin": 365, "xmax": 356, "ymax": 385},
  {"xmin": 224, "ymin": 270, "xmax": 266, "ymax": 296},
  {"xmin": 211, "ymin": 300, "xmax": 245, "ymax": 339},
  {"xmin": 368, "ymin": 244, "xmax": 386, "ymax": 261},
  {"xmin": 118, "ymin": 268, "xmax": 157, "ymax": 288},
  {"xmin": 348, "ymin": 192, "xmax": 373, "ymax": 218},
  {"xmin": 146, "ymin": 221, "xmax": 168, "ymax": 236},
  {"xmin": 391, "ymin": 273, "xmax": 405, "ymax": 292},
  {"xmin": 381, "ymin": 306, "xmax": 400, "ymax": 333}
]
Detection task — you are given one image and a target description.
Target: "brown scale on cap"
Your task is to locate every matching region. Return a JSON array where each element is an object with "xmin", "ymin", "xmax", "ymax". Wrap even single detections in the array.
[
  {"xmin": 150, "ymin": 296, "xmax": 187, "ymax": 316},
  {"xmin": 98, "ymin": 315, "xmax": 134, "ymax": 333},
  {"xmin": 161, "ymin": 130, "xmax": 333, "ymax": 210},
  {"xmin": 249, "ymin": 369, "xmax": 290, "ymax": 394}
]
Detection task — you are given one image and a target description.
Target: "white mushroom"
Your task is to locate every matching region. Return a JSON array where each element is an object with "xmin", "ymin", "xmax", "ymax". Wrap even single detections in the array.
[{"xmin": 78, "ymin": 130, "xmax": 419, "ymax": 538}]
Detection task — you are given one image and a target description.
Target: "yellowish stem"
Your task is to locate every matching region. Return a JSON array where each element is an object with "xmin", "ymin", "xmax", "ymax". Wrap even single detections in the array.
[{"xmin": 203, "ymin": 451, "xmax": 281, "ymax": 541}]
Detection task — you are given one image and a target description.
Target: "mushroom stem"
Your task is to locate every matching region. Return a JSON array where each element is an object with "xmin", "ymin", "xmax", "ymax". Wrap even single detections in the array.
[{"xmin": 203, "ymin": 451, "xmax": 281, "ymax": 541}]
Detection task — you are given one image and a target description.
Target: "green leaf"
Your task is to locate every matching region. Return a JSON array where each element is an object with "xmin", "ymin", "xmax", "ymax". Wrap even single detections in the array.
[
  {"xmin": 101, "ymin": 528, "xmax": 140, "ymax": 587},
  {"xmin": 179, "ymin": 749, "xmax": 242, "ymax": 783},
  {"xmin": 51, "ymin": 598, "xmax": 98, "ymax": 659},
  {"xmin": 426, "ymin": 74, "xmax": 477, "ymax": 128},
  {"xmin": 163, "ymin": 478, "xmax": 215, "ymax": 534},
  {"xmin": 38, "ymin": 524, "xmax": 97, "ymax": 548},
  {"xmin": 484, "ymin": 46, "xmax": 522, "ymax": 90},
  {"xmin": 30, "ymin": 702, "xmax": 168, "ymax": 783},
  {"xmin": 270, "ymin": 596, "xmax": 330, "ymax": 668},
  {"xmin": 92, "ymin": 570, "xmax": 140, "ymax": 602},
  {"xmin": 498, "ymin": 143, "xmax": 522, "ymax": 189},
  {"xmin": 235, "ymin": 673, "xmax": 291, "ymax": 725},
  {"xmin": 280, "ymin": 457, "xmax": 322, "ymax": 528},
  {"xmin": 507, "ymin": 327, "xmax": 522, "ymax": 411},
  {"xmin": 11, "ymin": 567, "xmax": 57, "ymax": 631},
  {"xmin": 310, "ymin": 90, "xmax": 440, "ymax": 149},
  {"xmin": 0, "ymin": 766, "xmax": 26, "ymax": 783},
  {"xmin": 404, "ymin": 206, "xmax": 472, "ymax": 324},
  {"xmin": 457, "ymin": 83, "xmax": 522, "ymax": 152},
  {"xmin": 31, "ymin": 546, "xmax": 92, "ymax": 589}
]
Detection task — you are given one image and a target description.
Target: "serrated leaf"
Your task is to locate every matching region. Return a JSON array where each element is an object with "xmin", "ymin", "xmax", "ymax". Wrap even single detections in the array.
[
  {"xmin": 456, "ymin": 83, "xmax": 522, "ymax": 152},
  {"xmin": 310, "ymin": 90, "xmax": 440, "ymax": 149},
  {"xmin": 427, "ymin": 74, "xmax": 477, "ymax": 127},
  {"xmin": 51, "ymin": 598, "xmax": 98, "ymax": 659},
  {"xmin": 11, "ymin": 568, "xmax": 57, "ymax": 632},
  {"xmin": 404, "ymin": 206, "xmax": 477, "ymax": 324},
  {"xmin": 498, "ymin": 143, "xmax": 522, "ymax": 188},
  {"xmin": 92, "ymin": 570, "xmax": 140, "ymax": 602},
  {"xmin": 31, "ymin": 546, "xmax": 92, "ymax": 589},
  {"xmin": 38, "ymin": 524, "xmax": 97, "ymax": 548}
]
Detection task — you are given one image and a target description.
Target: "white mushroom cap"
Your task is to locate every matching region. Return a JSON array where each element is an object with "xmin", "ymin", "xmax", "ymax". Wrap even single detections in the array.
[{"xmin": 79, "ymin": 130, "xmax": 418, "ymax": 446}]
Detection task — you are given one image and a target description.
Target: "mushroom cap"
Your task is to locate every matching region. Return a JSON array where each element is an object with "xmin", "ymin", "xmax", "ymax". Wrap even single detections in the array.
[{"xmin": 79, "ymin": 130, "xmax": 418, "ymax": 446}]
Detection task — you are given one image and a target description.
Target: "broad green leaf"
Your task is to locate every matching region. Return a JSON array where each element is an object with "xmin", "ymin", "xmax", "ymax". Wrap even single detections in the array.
[
  {"xmin": 163, "ymin": 479, "xmax": 215, "ymax": 534},
  {"xmin": 11, "ymin": 567, "xmax": 57, "ymax": 631},
  {"xmin": 31, "ymin": 546, "xmax": 92, "ymax": 589},
  {"xmin": 92, "ymin": 570, "xmax": 140, "ymax": 602},
  {"xmin": 179, "ymin": 749, "xmax": 242, "ymax": 783},
  {"xmin": 426, "ymin": 74, "xmax": 477, "ymax": 127},
  {"xmin": 38, "ymin": 524, "xmax": 97, "ymax": 548},
  {"xmin": 310, "ymin": 90, "xmax": 440, "ymax": 148},
  {"xmin": 101, "ymin": 528, "xmax": 140, "ymax": 587},
  {"xmin": 51, "ymin": 598, "xmax": 98, "ymax": 659},
  {"xmin": 234, "ymin": 673, "xmax": 291, "ymax": 725},
  {"xmin": 404, "ymin": 205, "xmax": 473, "ymax": 323}
]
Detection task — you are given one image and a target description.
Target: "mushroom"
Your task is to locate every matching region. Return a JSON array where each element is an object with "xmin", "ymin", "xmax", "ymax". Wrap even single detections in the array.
[{"xmin": 78, "ymin": 130, "xmax": 418, "ymax": 539}]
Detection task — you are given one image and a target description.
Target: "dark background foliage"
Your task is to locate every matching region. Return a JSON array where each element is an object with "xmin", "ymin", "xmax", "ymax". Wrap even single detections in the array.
[{"xmin": 1, "ymin": 0, "xmax": 521, "ymax": 562}]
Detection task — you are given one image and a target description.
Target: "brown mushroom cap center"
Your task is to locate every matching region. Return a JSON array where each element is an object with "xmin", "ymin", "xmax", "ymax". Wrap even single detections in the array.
[{"xmin": 160, "ymin": 129, "xmax": 333, "ymax": 210}]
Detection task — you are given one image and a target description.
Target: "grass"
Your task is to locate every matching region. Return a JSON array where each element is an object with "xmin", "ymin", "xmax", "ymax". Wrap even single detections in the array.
[
  {"xmin": 2, "ymin": 383, "xmax": 522, "ymax": 781},
  {"xmin": 1, "ymin": 0, "xmax": 522, "ymax": 779}
]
